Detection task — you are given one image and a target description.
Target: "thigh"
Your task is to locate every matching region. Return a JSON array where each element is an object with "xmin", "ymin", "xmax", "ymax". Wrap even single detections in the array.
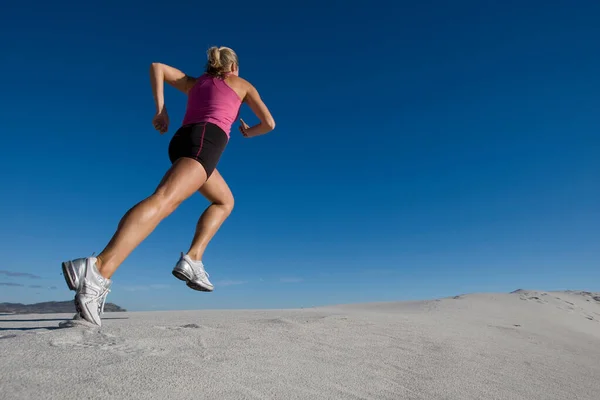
[
  {"xmin": 155, "ymin": 157, "xmax": 208, "ymax": 204},
  {"xmin": 198, "ymin": 169, "xmax": 234, "ymax": 205}
]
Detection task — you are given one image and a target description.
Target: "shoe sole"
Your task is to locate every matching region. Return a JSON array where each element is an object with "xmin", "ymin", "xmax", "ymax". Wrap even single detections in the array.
[
  {"xmin": 172, "ymin": 269, "xmax": 213, "ymax": 292},
  {"xmin": 61, "ymin": 261, "xmax": 79, "ymax": 291}
]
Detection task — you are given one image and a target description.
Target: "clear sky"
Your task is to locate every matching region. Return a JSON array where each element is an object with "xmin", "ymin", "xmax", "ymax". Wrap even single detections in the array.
[{"xmin": 0, "ymin": 0, "xmax": 598, "ymax": 311}]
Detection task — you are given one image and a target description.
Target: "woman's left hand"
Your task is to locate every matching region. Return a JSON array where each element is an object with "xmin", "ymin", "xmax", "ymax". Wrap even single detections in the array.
[{"xmin": 239, "ymin": 118, "xmax": 250, "ymax": 137}]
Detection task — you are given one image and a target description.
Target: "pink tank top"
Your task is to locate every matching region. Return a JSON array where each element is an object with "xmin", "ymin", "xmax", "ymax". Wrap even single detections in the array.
[{"xmin": 181, "ymin": 74, "xmax": 242, "ymax": 137}]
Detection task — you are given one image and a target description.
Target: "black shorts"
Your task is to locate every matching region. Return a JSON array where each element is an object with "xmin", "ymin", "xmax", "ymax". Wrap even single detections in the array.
[{"xmin": 168, "ymin": 122, "xmax": 228, "ymax": 178}]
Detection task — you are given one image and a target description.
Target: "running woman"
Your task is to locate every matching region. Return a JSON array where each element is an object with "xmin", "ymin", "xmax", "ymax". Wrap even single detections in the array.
[{"xmin": 61, "ymin": 46, "xmax": 276, "ymax": 326}]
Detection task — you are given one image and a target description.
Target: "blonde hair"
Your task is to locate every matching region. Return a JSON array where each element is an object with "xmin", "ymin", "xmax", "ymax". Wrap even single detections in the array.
[{"xmin": 205, "ymin": 46, "xmax": 239, "ymax": 78}]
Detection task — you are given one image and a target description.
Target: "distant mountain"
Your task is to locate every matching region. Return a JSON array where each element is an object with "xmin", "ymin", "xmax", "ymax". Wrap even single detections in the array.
[{"xmin": 0, "ymin": 301, "xmax": 126, "ymax": 314}]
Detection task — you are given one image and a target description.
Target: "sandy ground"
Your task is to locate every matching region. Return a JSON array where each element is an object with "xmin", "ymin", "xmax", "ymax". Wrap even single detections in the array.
[{"xmin": 1, "ymin": 290, "xmax": 599, "ymax": 400}]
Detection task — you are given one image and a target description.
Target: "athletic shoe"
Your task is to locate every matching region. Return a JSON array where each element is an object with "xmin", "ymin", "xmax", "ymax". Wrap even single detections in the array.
[
  {"xmin": 172, "ymin": 253, "xmax": 214, "ymax": 292},
  {"xmin": 73, "ymin": 257, "xmax": 112, "ymax": 327}
]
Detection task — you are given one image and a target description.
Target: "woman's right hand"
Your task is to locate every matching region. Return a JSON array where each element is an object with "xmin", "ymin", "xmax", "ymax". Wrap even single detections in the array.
[{"xmin": 152, "ymin": 108, "xmax": 170, "ymax": 134}]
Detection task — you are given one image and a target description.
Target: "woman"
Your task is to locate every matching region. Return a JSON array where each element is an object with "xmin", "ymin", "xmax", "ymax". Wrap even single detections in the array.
[{"xmin": 61, "ymin": 46, "xmax": 275, "ymax": 326}]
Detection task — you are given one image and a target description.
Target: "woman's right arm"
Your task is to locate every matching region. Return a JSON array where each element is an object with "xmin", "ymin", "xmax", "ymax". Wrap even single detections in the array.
[
  {"xmin": 241, "ymin": 83, "xmax": 276, "ymax": 137},
  {"xmin": 149, "ymin": 63, "xmax": 196, "ymax": 113}
]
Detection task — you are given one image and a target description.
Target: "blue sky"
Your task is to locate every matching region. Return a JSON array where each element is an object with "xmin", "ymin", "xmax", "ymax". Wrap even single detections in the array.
[{"xmin": 0, "ymin": 0, "xmax": 598, "ymax": 311}]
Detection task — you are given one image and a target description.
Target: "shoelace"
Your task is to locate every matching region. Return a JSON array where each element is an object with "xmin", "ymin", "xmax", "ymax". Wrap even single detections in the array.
[
  {"xmin": 97, "ymin": 286, "xmax": 111, "ymax": 315},
  {"xmin": 88, "ymin": 255, "xmax": 111, "ymax": 314},
  {"xmin": 190, "ymin": 264, "xmax": 209, "ymax": 280},
  {"xmin": 80, "ymin": 278, "xmax": 111, "ymax": 315}
]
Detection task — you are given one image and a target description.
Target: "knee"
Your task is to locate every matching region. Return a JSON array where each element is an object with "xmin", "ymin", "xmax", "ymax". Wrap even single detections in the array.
[
  {"xmin": 152, "ymin": 191, "xmax": 183, "ymax": 216},
  {"xmin": 164, "ymin": 199, "xmax": 182, "ymax": 216},
  {"xmin": 217, "ymin": 196, "xmax": 234, "ymax": 216}
]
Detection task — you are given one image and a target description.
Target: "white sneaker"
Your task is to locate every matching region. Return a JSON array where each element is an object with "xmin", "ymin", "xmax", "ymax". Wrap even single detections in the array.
[
  {"xmin": 172, "ymin": 253, "xmax": 214, "ymax": 292},
  {"xmin": 73, "ymin": 257, "xmax": 112, "ymax": 326}
]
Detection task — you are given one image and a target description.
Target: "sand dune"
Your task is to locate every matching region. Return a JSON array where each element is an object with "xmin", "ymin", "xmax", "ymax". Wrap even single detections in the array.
[{"xmin": 1, "ymin": 290, "xmax": 599, "ymax": 399}]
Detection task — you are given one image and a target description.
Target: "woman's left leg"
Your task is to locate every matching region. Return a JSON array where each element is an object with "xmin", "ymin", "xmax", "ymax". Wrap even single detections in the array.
[
  {"xmin": 187, "ymin": 168, "xmax": 235, "ymax": 261},
  {"xmin": 171, "ymin": 168, "xmax": 234, "ymax": 292}
]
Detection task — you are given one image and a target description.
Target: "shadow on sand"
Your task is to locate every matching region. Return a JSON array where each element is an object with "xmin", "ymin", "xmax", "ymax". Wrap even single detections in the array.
[
  {"xmin": 0, "ymin": 326, "xmax": 65, "ymax": 332},
  {"xmin": 0, "ymin": 317, "xmax": 129, "ymax": 332},
  {"xmin": 0, "ymin": 317, "xmax": 128, "ymax": 323}
]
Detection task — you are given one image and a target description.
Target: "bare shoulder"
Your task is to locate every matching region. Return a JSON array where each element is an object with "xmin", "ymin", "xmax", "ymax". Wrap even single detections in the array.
[
  {"xmin": 228, "ymin": 74, "xmax": 249, "ymax": 84},
  {"xmin": 227, "ymin": 75, "xmax": 252, "ymax": 88},
  {"xmin": 225, "ymin": 75, "xmax": 255, "ymax": 101}
]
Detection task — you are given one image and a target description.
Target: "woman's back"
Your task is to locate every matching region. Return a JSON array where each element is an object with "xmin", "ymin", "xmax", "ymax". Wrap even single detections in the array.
[{"xmin": 182, "ymin": 74, "xmax": 243, "ymax": 137}]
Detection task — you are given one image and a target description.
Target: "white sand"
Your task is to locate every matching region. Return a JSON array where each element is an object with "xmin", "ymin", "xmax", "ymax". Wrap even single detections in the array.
[{"xmin": 1, "ymin": 290, "xmax": 599, "ymax": 399}]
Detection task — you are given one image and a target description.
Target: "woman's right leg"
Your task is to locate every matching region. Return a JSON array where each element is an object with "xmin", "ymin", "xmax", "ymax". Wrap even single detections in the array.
[
  {"xmin": 64, "ymin": 156, "xmax": 209, "ymax": 326},
  {"xmin": 96, "ymin": 157, "xmax": 208, "ymax": 279}
]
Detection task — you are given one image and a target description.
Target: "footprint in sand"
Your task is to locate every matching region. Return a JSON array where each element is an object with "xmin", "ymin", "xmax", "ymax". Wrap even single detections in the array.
[
  {"xmin": 50, "ymin": 328, "xmax": 166, "ymax": 357},
  {"xmin": 0, "ymin": 334, "xmax": 18, "ymax": 340},
  {"xmin": 154, "ymin": 323, "xmax": 202, "ymax": 331},
  {"xmin": 153, "ymin": 324, "xmax": 212, "ymax": 360}
]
